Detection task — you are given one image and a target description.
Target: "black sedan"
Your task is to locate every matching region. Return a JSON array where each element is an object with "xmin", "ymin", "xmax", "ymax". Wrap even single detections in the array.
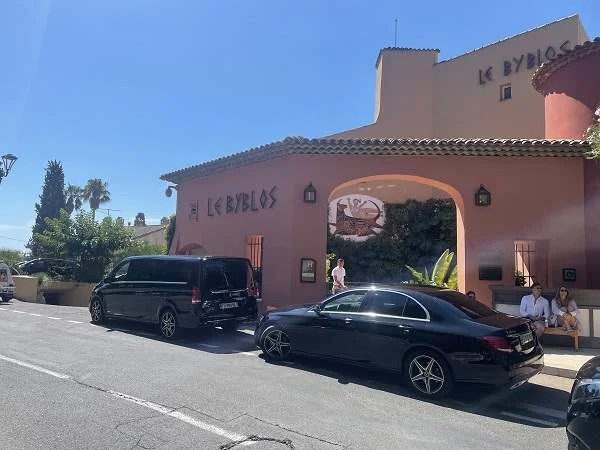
[
  {"xmin": 255, "ymin": 286, "xmax": 544, "ymax": 398},
  {"xmin": 567, "ymin": 355, "xmax": 600, "ymax": 449}
]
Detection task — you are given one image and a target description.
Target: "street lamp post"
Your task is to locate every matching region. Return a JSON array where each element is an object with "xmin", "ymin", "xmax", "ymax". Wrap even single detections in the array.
[{"xmin": 0, "ymin": 154, "xmax": 17, "ymax": 185}]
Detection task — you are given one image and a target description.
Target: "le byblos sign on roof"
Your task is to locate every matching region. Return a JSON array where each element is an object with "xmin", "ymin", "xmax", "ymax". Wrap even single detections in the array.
[
  {"xmin": 478, "ymin": 40, "xmax": 570, "ymax": 85},
  {"xmin": 188, "ymin": 186, "xmax": 277, "ymax": 220}
]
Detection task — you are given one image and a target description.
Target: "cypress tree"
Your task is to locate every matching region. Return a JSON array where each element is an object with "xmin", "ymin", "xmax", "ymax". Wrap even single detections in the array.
[{"xmin": 27, "ymin": 160, "xmax": 66, "ymax": 257}]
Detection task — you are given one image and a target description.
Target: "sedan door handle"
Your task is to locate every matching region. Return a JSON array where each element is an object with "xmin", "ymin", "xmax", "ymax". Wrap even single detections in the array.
[
  {"xmin": 344, "ymin": 317, "xmax": 354, "ymax": 326},
  {"xmin": 398, "ymin": 324, "xmax": 413, "ymax": 333}
]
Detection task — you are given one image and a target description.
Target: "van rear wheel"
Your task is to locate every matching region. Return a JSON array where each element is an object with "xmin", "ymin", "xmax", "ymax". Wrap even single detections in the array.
[{"xmin": 159, "ymin": 309, "xmax": 179, "ymax": 339}]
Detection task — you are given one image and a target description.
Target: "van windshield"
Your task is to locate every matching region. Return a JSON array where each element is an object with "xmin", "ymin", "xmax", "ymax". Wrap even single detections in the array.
[{"xmin": 222, "ymin": 260, "xmax": 252, "ymax": 290}]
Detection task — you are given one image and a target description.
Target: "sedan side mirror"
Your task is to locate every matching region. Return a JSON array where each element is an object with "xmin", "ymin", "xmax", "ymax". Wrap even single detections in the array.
[{"xmin": 313, "ymin": 304, "xmax": 323, "ymax": 314}]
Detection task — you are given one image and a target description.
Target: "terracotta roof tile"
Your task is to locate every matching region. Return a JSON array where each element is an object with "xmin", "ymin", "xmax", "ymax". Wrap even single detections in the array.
[
  {"xmin": 532, "ymin": 37, "xmax": 600, "ymax": 93},
  {"xmin": 129, "ymin": 225, "xmax": 165, "ymax": 239},
  {"xmin": 160, "ymin": 137, "xmax": 590, "ymax": 184}
]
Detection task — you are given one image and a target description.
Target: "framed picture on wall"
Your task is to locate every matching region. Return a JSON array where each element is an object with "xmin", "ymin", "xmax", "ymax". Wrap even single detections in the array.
[
  {"xmin": 300, "ymin": 258, "xmax": 317, "ymax": 283},
  {"xmin": 562, "ymin": 268, "xmax": 576, "ymax": 282}
]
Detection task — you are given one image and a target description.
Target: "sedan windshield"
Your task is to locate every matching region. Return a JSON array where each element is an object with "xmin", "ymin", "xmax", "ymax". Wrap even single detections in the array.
[{"xmin": 430, "ymin": 291, "xmax": 498, "ymax": 319}]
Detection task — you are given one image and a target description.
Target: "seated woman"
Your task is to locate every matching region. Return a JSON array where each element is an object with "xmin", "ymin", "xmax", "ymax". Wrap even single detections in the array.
[{"xmin": 550, "ymin": 286, "xmax": 579, "ymax": 331}]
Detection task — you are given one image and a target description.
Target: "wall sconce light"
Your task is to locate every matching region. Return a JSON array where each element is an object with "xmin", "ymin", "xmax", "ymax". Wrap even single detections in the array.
[
  {"xmin": 165, "ymin": 185, "xmax": 178, "ymax": 198},
  {"xmin": 475, "ymin": 184, "xmax": 491, "ymax": 207},
  {"xmin": 303, "ymin": 182, "xmax": 316, "ymax": 203}
]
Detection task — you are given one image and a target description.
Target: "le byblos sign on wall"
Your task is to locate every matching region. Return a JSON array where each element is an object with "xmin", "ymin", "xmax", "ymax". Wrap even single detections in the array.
[
  {"xmin": 478, "ymin": 40, "xmax": 570, "ymax": 85},
  {"xmin": 188, "ymin": 186, "xmax": 277, "ymax": 220}
]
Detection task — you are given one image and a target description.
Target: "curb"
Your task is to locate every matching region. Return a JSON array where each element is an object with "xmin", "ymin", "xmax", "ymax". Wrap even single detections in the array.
[{"xmin": 542, "ymin": 365, "xmax": 578, "ymax": 379}]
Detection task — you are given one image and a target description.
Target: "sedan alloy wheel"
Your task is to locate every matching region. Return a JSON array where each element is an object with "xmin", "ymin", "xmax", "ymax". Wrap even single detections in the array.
[
  {"xmin": 407, "ymin": 352, "xmax": 451, "ymax": 397},
  {"xmin": 261, "ymin": 327, "xmax": 291, "ymax": 360}
]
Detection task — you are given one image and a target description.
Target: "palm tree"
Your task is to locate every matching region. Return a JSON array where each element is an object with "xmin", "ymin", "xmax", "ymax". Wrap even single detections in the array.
[
  {"xmin": 82, "ymin": 178, "xmax": 111, "ymax": 220},
  {"xmin": 64, "ymin": 184, "xmax": 83, "ymax": 215}
]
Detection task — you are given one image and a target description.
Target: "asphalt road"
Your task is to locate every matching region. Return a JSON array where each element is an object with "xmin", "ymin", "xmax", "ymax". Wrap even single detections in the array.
[{"xmin": 0, "ymin": 299, "xmax": 573, "ymax": 449}]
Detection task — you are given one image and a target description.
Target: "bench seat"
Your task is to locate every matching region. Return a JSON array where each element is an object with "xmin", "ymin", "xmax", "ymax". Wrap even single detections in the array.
[{"xmin": 544, "ymin": 326, "xmax": 580, "ymax": 351}]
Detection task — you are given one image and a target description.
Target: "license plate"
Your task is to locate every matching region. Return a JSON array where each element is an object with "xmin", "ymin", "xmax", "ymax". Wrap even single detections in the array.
[
  {"xmin": 220, "ymin": 302, "xmax": 238, "ymax": 310},
  {"xmin": 520, "ymin": 331, "xmax": 533, "ymax": 345}
]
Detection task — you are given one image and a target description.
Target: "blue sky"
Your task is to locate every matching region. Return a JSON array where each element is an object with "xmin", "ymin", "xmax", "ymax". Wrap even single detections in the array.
[{"xmin": 0, "ymin": 1, "xmax": 598, "ymax": 252}]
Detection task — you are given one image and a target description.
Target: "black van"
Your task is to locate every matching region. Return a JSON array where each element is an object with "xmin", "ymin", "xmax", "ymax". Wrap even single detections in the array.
[{"xmin": 89, "ymin": 255, "xmax": 258, "ymax": 339}]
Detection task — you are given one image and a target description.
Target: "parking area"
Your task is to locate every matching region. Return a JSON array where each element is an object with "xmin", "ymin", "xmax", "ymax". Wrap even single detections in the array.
[{"xmin": 0, "ymin": 299, "xmax": 576, "ymax": 449}]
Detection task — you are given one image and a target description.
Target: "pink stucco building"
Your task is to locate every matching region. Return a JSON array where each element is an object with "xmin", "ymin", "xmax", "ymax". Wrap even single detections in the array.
[{"xmin": 162, "ymin": 19, "xmax": 599, "ymax": 309}]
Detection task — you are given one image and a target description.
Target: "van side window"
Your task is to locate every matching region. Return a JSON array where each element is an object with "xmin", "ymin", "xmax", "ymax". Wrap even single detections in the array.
[
  {"xmin": 128, "ymin": 260, "xmax": 156, "ymax": 282},
  {"xmin": 113, "ymin": 262, "xmax": 131, "ymax": 281},
  {"xmin": 154, "ymin": 260, "xmax": 195, "ymax": 284},
  {"xmin": 204, "ymin": 265, "xmax": 228, "ymax": 292}
]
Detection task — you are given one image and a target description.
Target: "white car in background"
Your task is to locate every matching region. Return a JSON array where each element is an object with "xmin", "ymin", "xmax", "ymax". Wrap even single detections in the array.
[{"xmin": 0, "ymin": 263, "xmax": 15, "ymax": 302}]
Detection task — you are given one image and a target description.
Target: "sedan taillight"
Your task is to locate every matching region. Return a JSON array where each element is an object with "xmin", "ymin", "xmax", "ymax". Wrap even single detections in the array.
[{"xmin": 481, "ymin": 336, "xmax": 513, "ymax": 353}]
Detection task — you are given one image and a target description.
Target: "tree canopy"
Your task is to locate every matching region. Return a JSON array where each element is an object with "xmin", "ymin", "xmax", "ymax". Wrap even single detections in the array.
[{"xmin": 28, "ymin": 160, "xmax": 66, "ymax": 257}]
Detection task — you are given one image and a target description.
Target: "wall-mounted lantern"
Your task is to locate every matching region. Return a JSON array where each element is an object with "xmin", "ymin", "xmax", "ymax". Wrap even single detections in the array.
[
  {"xmin": 303, "ymin": 182, "xmax": 316, "ymax": 203},
  {"xmin": 475, "ymin": 184, "xmax": 491, "ymax": 207},
  {"xmin": 165, "ymin": 185, "xmax": 178, "ymax": 198}
]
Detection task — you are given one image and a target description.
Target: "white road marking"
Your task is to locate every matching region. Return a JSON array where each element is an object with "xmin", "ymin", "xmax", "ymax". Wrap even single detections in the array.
[
  {"xmin": 29, "ymin": 313, "xmax": 42, "ymax": 317},
  {"xmin": 67, "ymin": 320, "xmax": 83, "ymax": 324},
  {"xmin": 108, "ymin": 390, "xmax": 250, "ymax": 444},
  {"xmin": 500, "ymin": 411, "xmax": 558, "ymax": 427},
  {"xmin": 0, "ymin": 307, "xmax": 7, "ymax": 311},
  {"xmin": 515, "ymin": 403, "xmax": 566, "ymax": 420},
  {"xmin": 0, "ymin": 353, "xmax": 252, "ymax": 445},
  {"xmin": 47, "ymin": 317, "xmax": 61, "ymax": 320},
  {"xmin": 0, "ymin": 354, "xmax": 71, "ymax": 380},
  {"xmin": 12, "ymin": 310, "xmax": 26, "ymax": 314}
]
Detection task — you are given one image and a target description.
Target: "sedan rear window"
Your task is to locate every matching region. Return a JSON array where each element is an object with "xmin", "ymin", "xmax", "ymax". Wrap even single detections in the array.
[{"xmin": 430, "ymin": 291, "xmax": 497, "ymax": 319}]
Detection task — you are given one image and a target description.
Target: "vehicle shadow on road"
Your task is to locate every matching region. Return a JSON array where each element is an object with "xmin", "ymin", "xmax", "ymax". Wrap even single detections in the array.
[
  {"xmin": 259, "ymin": 354, "xmax": 569, "ymax": 429},
  {"xmin": 92, "ymin": 319, "xmax": 258, "ymax": 354}
]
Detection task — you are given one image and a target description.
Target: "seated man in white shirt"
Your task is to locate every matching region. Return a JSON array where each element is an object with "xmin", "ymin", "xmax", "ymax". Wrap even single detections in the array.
[{"xmin": 519, "ymin": 282, "xmax": 551, "ymax": 337}]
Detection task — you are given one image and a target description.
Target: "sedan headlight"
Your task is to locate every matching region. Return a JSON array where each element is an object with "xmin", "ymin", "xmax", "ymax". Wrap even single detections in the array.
[{"xmin": 571, "ymin": 378, "xmax": 600, "ymax": 402}]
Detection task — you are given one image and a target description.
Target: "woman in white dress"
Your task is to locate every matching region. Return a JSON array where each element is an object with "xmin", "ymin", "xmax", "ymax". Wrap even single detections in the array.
[{"xmin": 550, "ymin": 286, "xmax": 579, "ymax": 331}]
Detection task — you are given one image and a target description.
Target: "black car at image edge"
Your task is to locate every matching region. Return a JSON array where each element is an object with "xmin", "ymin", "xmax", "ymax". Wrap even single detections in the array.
[
  {"xmin": 567, "ymin": 355, "xmax": 600, "ymax": 450},
  {"xmin": 89, "ymin": 255, "xmax": 258, "ymax": 338},
  {"xmin": 255, "ymin": 285, "xmax": 544, "ymax": 398}
]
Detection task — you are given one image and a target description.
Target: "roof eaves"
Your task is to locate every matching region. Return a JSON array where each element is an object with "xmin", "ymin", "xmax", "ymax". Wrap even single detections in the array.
[
  {"xmin": 160, "ymin": 138, "xmax": 296, "ymax": 184},
  {"xmin": 160, "ymin": 137, "xmax": 590, "ymax": 183}
]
